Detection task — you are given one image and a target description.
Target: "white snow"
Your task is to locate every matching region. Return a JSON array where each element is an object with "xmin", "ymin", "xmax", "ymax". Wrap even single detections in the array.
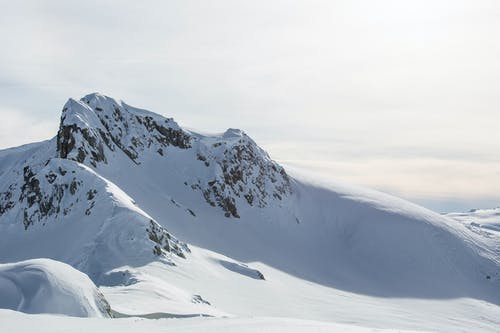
[
  {"xmin": 99, "ymin": 245, "xmax": 500, "ymax": 332},
  {"xmin": 0, "ymin": 93, "xmax": 499, "ymax": 332},
  {"xmin": 0, "ymin": 259, "xmax": 110, "ymax": 317},
  {"xmin": 0, "ymin": 309, "xmax": 428, "ymax": 333}
]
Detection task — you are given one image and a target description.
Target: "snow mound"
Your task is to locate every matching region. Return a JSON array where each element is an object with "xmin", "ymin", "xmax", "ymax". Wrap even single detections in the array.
[{"xmin": 0, "ymin": 259, "xmax": 111, "ymax": 317}]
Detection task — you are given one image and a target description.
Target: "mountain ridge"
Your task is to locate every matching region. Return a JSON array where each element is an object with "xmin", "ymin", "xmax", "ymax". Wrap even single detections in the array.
[{"xmin": 56, "ymin": 93, "xmax": 291, "ymax": 218}]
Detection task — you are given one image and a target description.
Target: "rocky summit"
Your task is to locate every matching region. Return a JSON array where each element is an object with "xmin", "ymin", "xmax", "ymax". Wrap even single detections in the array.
[{"xmin": 56, "ymin": 93, "xmax": 291, "ymax": 218}]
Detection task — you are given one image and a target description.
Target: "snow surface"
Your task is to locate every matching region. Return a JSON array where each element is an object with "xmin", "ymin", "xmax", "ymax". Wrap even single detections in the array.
[
  {"xmin": 0, "ymin": 309, "xmax": 428, "ymax": 333},
  {"xmin": 0, "ymin": 93, "xmax": 499, "ymax": 332},
  {"xmin": 0, "ymin": 259, "xmax": 110, "ymax": 317},
  {"xmin": 446, "ymin": 208, "xmax": 500, "ymax": 281},
  {"xmin": 99, "ymin": 245, "xmax": 500, "ymax": 332}
]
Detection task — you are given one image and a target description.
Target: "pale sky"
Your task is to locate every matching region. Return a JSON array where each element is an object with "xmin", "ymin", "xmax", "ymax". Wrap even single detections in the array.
[{"xmin": 1, "ymin": 0, "xmax": 499, "ymax": 212}]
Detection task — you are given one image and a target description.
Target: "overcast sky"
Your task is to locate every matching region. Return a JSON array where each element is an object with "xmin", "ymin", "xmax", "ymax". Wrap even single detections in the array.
[{"xmin": 1, "ymin": 0, "xmax": 499, "ymax": 212}]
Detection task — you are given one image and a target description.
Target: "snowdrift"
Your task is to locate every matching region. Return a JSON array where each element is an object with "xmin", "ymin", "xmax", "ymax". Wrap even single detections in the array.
[{"xmin": 0, "ymin": 258, "xmax": 110, "ymax": 317}]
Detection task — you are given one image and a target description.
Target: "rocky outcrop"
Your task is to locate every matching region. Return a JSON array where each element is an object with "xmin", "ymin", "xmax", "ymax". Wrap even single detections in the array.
[
  {"xmin": 191, "ymin": 129, "xmax": 291, "ymax": 218},
  {"xmin": 55, "ymin": 93, "xmax": 292, "ymax": 219},
  {"xmin": 19, "ymin": 165, "xmax": 82, "ymax": 229},
  {"xmin": 0, "ymin": 158, "xmax": 189, "ymax": 262},
  {"xmin": 57, "ymin": 94, "xmax": 192, "ymax": 166},
  {"xmin": 146, "ymin": 219, "xmax": 190, "ymax": 259}
]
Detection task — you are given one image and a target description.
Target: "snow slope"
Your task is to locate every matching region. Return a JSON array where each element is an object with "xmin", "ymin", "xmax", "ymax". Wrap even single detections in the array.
[
  {"xmin": 0, "ymin": 93, "xmax": 499, "ymax": 332},
  {"xmin": 100, "ymin": 245, "xmax": 500, "ymax": 332},
  {"xmin": 446, "ymin": 207, "xmax": 500, "ymax": 282},
  {"xmin": 0, "ymin": 259, "xmax": 110, "ymax": 317},
  {"xmin": 0, "ymin": 156, "xmax": 188, "ymax": 282}
]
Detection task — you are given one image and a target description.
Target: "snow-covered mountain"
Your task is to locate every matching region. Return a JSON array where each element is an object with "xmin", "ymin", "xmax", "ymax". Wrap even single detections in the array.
[
  {"xmin": 0, "ymin": 93, "xmax": 499, "ymax": 332},
  {"xmin": 57, "ymin": 93, "xmax": 290, "ymax": 218}
]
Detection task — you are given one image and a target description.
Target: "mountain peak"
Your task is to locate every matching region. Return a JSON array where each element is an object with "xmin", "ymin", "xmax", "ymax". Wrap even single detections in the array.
[
  {"xmin": 82, "ymin": 91, "xmax": 108, "ymax": 101},
  {"xmin": 55, "ymin": 93, "xmax": 291, "ymax": 218},
  {"xmin": 223, "ymin": 128, "xmax": 245, "ymax": 139},
  {"xmin": 60, "ymin": 97, "xmax": 105, "ymax": 130},
  {"xmin": 81, "ymin": 92, "xmax": 122, "ymax": 105},
  {"xmin": 57, "ymin": 93, "xmax": 192, "ymax": 166},
  {"xmin": 80, "ymin": 93, "xmax": 124, "ymax": 115}
]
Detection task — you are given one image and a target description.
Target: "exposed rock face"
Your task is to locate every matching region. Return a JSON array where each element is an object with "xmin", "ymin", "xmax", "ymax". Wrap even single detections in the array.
[
  {"xmin": 146, "ymin": 219, "xmax": 190, "ymax": 258},
  {"xmin": 0, "ymin": 186, "xmax": 15, "ymax": 215},
  {"xmin": 0, "ymin": 160, "xmax": 104, "ymax": 230},
  {"xmin": 55, "ymin": 93, "xmax": 292, "ymax": 218},
  {"xmin": 56, "ymin": 94, "xmax": 191, "ymax": 166},
  {"xmin": 18, "ymin": 164, "xmax": 85, "ymax": 229},
  {"xmin": 192, "ymin": 129, "xmax": 291, "ymax": 218}
]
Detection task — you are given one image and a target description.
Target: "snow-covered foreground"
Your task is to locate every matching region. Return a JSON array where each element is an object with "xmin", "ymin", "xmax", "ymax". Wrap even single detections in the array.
[
  {"xmin": 1, "ymin": 93, "xmax": 499, "ymax": 332},
  {"xmin": 1, "ymin": 250, "xmax": 499, "ymax": 332},
  {"xmin": 0, "ymin": 310, "xmax": 428, "ymax": 333},
  {"xmin": 98, "ymin": 245, "xmax": 500, "ymax": 332}
]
